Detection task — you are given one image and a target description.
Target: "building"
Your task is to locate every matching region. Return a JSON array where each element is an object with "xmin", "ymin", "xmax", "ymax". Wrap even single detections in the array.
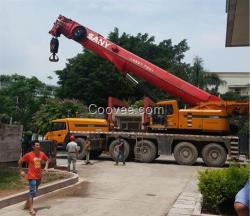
[
  {"xmin": 226, "ymin": 0, "xmax": 249, "ymax": 47},
  {"xmin": 212, "ymin": 72, "xmax": 250, "ymax": 96}
]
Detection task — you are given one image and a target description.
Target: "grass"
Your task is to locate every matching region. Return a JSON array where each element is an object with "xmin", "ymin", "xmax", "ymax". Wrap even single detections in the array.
[
  {"xmin": 0, "ymin": 170, "xmax": 26, "ymax": 190},
  {"xmin": 42, "ymin": 172, "xmax": 66, "ymax": 184},
  {"xmin": 0, "ymin": 169, "xmax": 67, "ymax": 191}
]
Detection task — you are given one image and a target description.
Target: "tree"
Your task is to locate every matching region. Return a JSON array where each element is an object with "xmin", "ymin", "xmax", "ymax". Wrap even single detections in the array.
[
  {"xmin": 220, "ymin": 91, "xmax": 247, "ymax": 101},
  {"xmin": 188, "ymin": 57, "xmax": 225, "ymax": 95},
  {"xmin": 55, "ymin": 28, "xmax": 191, "ymax": 106},
  {"xmin": 33, "ymin": 98, "xmax": 89, "ymax": 135},
  {"xmin": 0, "ymin": 74, "xmax": 56, "ymax": 130}
]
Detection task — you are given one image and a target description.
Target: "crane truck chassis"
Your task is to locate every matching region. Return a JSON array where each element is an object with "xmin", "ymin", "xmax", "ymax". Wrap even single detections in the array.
[
  {"xmin": 72, "ymin": 130, "xmax": 239, "ymax": 167},
  {"xmin": 45, "ymin": 117, "xmax": 240, "ymax": 167}
]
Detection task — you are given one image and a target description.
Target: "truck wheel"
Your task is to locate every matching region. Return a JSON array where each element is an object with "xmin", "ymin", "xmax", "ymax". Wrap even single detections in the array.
[
  {"xmin": 202, "ymin": 143, "xmax": 227, "ymax": 167},
  {"xmin": 72, "ymin": 26, "xmax": 87, "ymax": 42},
  {"xmin": 109, "ymin": 139, "xmax": 130, "ymax": 161},
  {"xmin": 174, "ymin": 142, "xmax": 198, "ymax": 165},
  {"xmin": 76, "ymin": 138, "xmax": 86, "ymax": 160},
  {"xmin": 134, "ymin": 140, "xmax": 157, "ymax": 163}
]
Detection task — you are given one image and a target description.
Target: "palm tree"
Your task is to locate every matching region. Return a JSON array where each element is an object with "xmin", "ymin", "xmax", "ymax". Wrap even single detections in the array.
[{"xmin": 189, "ymin": 57, "xmax": 225, "ymax": 95}]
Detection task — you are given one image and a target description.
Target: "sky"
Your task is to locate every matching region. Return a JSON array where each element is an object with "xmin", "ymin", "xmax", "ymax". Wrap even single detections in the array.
[{"xmin": 0, "ymin": 0, "xmax": 249, "ymax": 85}]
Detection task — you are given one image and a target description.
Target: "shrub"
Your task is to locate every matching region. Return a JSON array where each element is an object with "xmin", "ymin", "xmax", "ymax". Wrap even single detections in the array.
[{"xmin": 198, "ymin": 164, "xmax": 249, "ymax": 214}]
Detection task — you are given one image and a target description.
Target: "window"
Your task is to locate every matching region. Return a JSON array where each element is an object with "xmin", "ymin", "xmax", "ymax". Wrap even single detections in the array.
[
  {"xmin": 234, "ymin": 88, "xmax": 241, "ymax": 95},
  {"xmin": 165, "ymin": 105, "xmax": 173, "ymax": 115},
  {"xmin": 51, "ymin": 122, "xmax": 66, "ymax": 131}
]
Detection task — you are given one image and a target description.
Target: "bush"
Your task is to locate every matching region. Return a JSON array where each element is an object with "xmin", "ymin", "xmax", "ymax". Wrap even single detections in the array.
[{"xmin": 198, "ymin": 164, "xmax": 249, "ymax": 214}]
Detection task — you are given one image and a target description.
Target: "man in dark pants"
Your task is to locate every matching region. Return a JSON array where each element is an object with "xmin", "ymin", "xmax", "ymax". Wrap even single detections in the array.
[{"xmin": 115, "ymin": 136, "xmax": 126, "ymax": 166}]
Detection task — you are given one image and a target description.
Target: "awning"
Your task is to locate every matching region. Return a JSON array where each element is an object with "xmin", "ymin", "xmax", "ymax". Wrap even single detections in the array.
[{"xmin": 226, "ymin": 0, "xmax": 249, "ymax": 47}]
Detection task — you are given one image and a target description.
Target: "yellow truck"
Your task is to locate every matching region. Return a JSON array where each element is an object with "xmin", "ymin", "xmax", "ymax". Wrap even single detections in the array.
[{"xmin": 44, "ymin": 118, "xmax": 108, "ymax": 159}]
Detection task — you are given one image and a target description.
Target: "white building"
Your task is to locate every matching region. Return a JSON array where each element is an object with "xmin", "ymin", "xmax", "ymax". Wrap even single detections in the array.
[{"xmin": 213, "ymin": 72, "xmax": 250, "ymax": 96}]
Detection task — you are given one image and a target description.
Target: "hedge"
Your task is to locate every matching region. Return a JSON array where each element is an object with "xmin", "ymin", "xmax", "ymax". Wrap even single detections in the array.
[{"xmin": 198, "ymin": 164, "xmax": 249, "ymax": 214}]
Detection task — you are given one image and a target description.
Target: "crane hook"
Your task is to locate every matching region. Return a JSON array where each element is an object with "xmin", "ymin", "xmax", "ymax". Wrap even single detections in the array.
[{"xmin": 49, "ymin": 37, "xmax": 59, "ymax": 62}]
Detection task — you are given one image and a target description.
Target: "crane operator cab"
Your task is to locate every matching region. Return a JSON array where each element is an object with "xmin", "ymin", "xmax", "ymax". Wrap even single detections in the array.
[
  {"xmin": 149, "ymin": 100, "xmax": 179, "ymax": 130},
  {"xmin": 149, "ymin": 99, "xmax": 231, "ymax": 133}
]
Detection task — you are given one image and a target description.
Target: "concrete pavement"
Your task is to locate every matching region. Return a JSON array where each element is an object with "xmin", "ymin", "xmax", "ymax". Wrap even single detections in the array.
[{"xmin": 0, "ymin": 156, "xmax": 203, "ymax": 216}]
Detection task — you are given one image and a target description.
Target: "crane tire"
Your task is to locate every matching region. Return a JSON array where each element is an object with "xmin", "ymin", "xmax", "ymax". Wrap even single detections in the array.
[
  {"xmin": 202, "ymin": 143, "xmax": 227, "ymax": 167},
  {"xmin": 75, "ymin": 138, "xmax": 86, "ymax": 160},
  {"xmin": 174, "ymin": 142, "xmax": 198, "ymax": 165},
  {"xmin": 109, "ymin": 139, "xmax": 130, "ymax": 161},
  {"xmin": 134, "ymin": 140, "xmax": 157, "ymax": 163}
]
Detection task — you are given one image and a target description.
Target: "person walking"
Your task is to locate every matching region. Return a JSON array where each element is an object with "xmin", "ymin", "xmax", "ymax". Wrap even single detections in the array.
[
  {"xmin": 18, "ymin": 141, "xmax": 49, "ymax": 216},
  {"xmin": 115, "ymin": 136, "xmax": 126, "ymax": 166},
  {"xmin": 66, "ymin": 135, "xmax": 78, "ymax": 173},
  {"xmin": 84, "ymin": 136, "xmax": 92, "ymax": 165}
]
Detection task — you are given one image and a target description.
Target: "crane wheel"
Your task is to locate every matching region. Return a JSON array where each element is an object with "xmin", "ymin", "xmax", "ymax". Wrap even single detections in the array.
[
  {"xmin": 72, "ymin": 26, "xmax": 87, "ymax": 42},
  {"xmin": 109, "ymin": 139, "xmax": 130, "ymax": 161},
  {"xmin": 202, "ymin": 143, "xmax": 227, "ymax": 167},
  {"xmin": 173, "ymin": 142, "xmax": 198, "ymax": 165},
  {"xmin": 76, "ymin": 138, "xmax": 86, "ymax": 160},
  {"xmin": 134, "ymin": 140, "xmax": 157, "ymax": 163}
]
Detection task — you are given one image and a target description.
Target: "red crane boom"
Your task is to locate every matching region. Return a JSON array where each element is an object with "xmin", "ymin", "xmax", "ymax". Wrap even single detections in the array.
[{"xmin": 49, "ymin": 15, "xmax": 222, "ymax": 106}]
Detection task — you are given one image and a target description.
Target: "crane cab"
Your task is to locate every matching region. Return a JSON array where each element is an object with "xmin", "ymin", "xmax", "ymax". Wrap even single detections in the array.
[
  {"xmin": 149, "ymin": 100, "xmax": 230, "ymax": 133},
  {"xmin": 149, "ymin": 100, "xmax": 179, "ymax": 130}
]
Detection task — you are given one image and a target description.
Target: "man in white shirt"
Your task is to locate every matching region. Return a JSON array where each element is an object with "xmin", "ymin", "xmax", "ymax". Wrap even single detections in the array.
[{"xmin": 66, "ymin": 135, "xmax": 78, "ymax": 173}]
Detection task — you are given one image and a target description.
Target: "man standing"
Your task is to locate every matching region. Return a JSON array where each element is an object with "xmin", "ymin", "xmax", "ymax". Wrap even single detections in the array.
[
  {"xmin": 18, "ymin": 141, "xmax": 49, "ymax": 216},
  {"xmin": 115, "ymin": 136, "xmax": 126, "ymax": 166},
  {"xmin": 84, "ymin": 136, "xmax": 92, "ymax": 165},
  {"xmin": 66, "ymin": 135, "xmax": 78, "ymax": 173}
]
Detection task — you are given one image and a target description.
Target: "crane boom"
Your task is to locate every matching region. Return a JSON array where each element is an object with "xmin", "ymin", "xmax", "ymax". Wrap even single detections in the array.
[{"xmin": 49, "ymin": 15, "xmax": 221, "ymax": 106}]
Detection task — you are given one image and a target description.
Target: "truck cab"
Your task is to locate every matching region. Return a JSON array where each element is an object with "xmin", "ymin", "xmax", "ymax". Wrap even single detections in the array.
[
  {"xmin": 44, "ymin": 118, "xmax": 109, "ymax": 148},
  {"xmin": 149, "ymin": 100, "xmax": 179, "ymax": 130}
]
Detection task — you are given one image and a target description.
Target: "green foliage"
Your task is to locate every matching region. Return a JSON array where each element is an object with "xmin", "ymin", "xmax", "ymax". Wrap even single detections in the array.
[
  {"xmin": 131, "ymin": 99, "xmax": 144, "ymax": 108},
  {"xmin": 238, "ymin": 119, "xmax": 249, "ymax": 135},
  {"xmin": 198, "ymin": 165, "xmax": 249, "ymax": 213},
  {"xmin": 188, "ymin": 57, "xmax": 225, "ymax": 95},
  {"xmin": 55, "ymin": 28, "xmax": 191, "ymax": 106},
  {"xmin": 0, "ymin": 170, "xmax": 26, "ymax": 190},
  {"xmin": 33, "ymin": 98, "xmax": 88, "ymax": 135},
  {"xmin": 0, "ymin": 74, "xmax": 56, "ymax": 131},
  {"xmin": 220, "ymin": 91, "xmax": 247, "ymax": 101},
  {"xmin": 0, "ymin": 114, "xmax": 10, "ymax": 124}
]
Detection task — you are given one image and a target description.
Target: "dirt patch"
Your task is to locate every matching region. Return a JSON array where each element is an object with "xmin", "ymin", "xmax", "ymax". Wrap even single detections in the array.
[{"xmin": 0, "ymin": 188, "xmax": 28, "ymax": 197}]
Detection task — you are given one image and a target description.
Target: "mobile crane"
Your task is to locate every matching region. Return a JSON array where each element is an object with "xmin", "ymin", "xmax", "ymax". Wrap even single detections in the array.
[{"xmin": 46, "ymin": 15, "xmax": 249, "ymax": 167}]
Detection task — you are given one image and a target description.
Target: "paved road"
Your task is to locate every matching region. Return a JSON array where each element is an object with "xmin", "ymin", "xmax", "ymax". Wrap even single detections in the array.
[{"xmin": 0, "ymin": 156, "xmax": 203, "ymax": 216}]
